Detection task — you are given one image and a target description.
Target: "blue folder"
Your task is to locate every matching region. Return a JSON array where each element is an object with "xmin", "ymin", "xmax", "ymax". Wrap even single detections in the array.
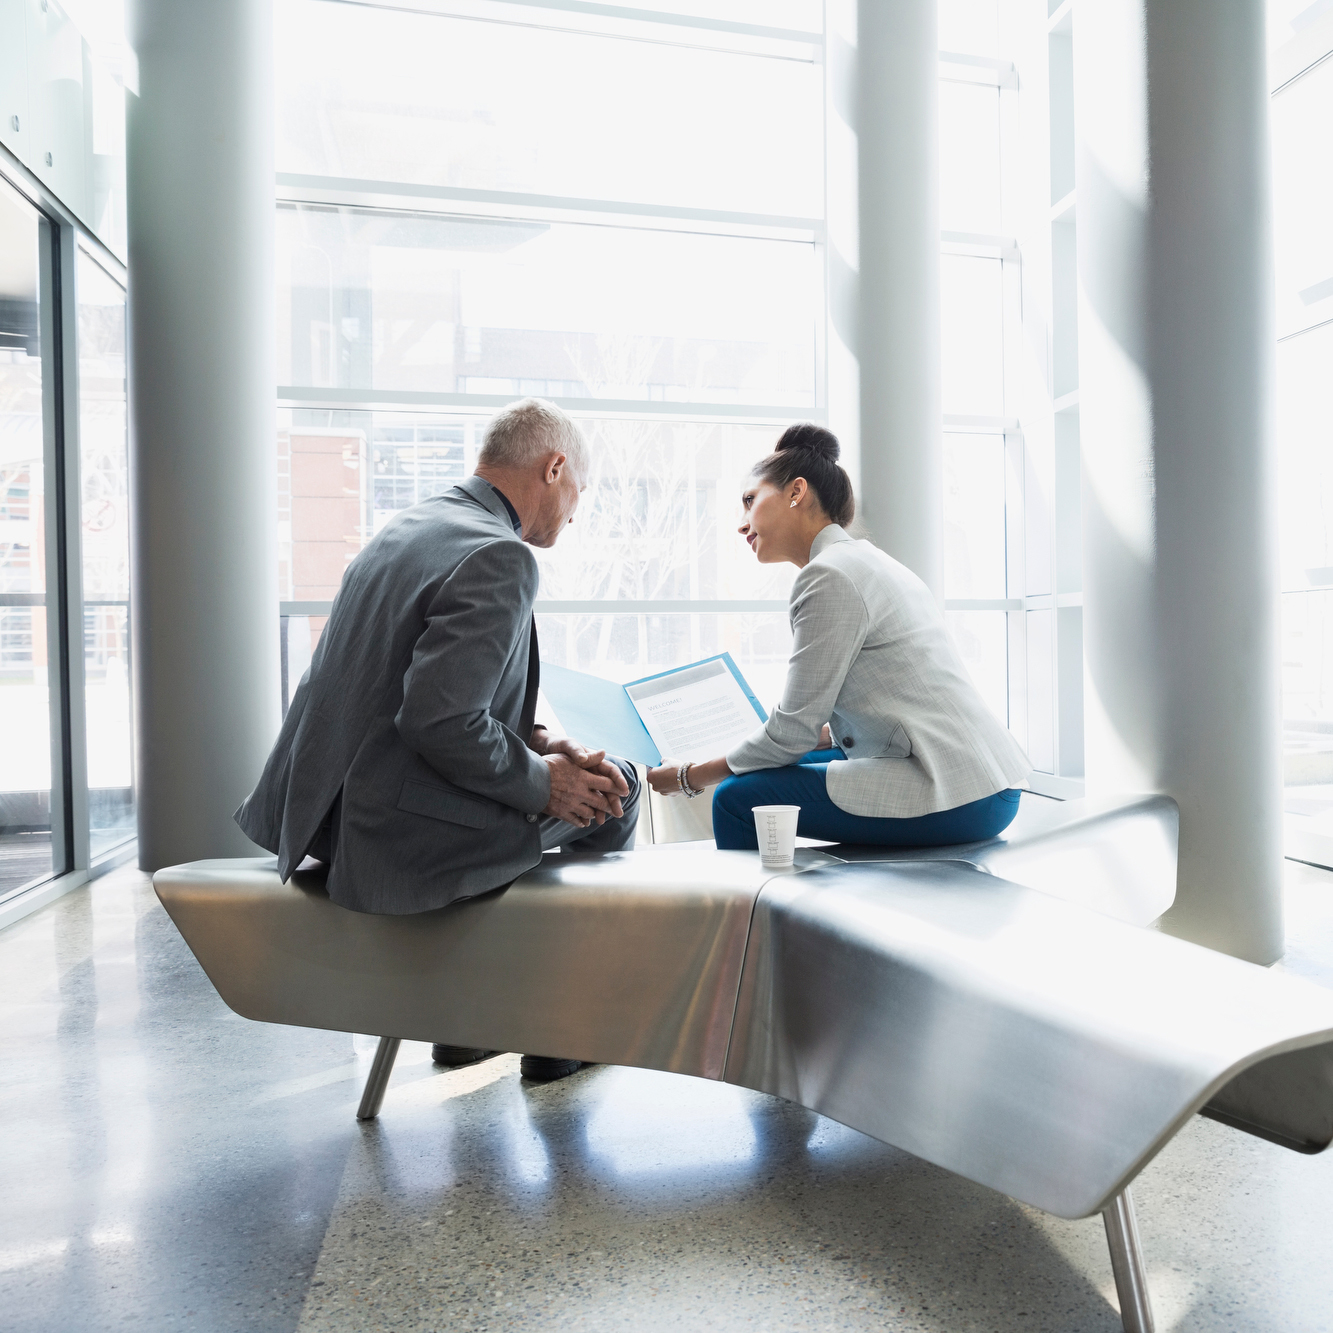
[{"xmin": 539, "ymin": 653, "xmax": 767, "ymax": 767}]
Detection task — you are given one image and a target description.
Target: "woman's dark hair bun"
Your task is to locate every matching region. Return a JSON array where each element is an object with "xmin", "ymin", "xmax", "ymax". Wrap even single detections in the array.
[
  {"xmin": 752, "ymin": 422, "xmax": 855, "ymax": 528},
  {"xmin": 774, "ymin": 421, "xmax": 840, "ymax": 465}
]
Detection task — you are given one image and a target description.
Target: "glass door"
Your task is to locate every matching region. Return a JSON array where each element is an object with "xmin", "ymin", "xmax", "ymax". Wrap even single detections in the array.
[{"xmin": 0, "ymin": 175, "xmax": 68, "ymax": 902}]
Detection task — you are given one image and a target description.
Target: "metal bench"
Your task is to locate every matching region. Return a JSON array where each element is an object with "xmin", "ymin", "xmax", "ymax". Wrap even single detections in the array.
[{"xmin": 153, "ymin": 793, "xmax": 1333, "ymax": 1333}]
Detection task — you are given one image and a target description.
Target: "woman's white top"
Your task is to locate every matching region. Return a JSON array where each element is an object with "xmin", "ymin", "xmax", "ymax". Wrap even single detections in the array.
[{"xmin": 726, "ymin": 524, "xmax": 1031, "ymax": 819}]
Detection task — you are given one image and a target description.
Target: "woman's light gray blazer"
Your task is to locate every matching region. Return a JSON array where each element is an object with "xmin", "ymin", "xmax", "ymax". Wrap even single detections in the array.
[{"xmin": 726, "ymin": 525, "xmax": 1031, "ymax": 819}]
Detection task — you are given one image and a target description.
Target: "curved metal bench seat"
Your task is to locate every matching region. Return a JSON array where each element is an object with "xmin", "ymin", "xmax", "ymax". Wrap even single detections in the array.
[
  {"xmin": 834, "ymin": 791, "xmax": 1181, "ymax": 928},
  {"xmin": 152, "ymin": 793, "xmax": 1176, "ymax": 1080},
  {"xmin": 726, "ymin": 858, "xmax": 1333, "ymax": 1220},
  {"xmin": 153, "ymin": 845, "xmax": 837, "ymax": 1080},
  {"xmin": 152, "ymin": 792, "xmax": 1333, "ymax": 1331}
]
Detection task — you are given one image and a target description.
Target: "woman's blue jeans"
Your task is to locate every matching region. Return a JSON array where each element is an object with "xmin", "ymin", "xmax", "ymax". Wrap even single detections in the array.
[{"xmin": 712, "ymin": 749, "xmax": 1021, "ymax": 850}]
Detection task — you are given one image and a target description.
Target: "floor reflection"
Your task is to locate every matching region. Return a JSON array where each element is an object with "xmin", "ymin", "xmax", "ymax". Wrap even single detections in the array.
[{"xmin": 581, "ymin": 1067, "xmax": 759, "ymax": 1178}]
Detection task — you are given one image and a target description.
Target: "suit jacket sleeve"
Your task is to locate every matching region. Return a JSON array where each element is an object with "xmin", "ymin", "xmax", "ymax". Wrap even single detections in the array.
[
  {"xmin": 395, "ymin": 538, "xmax": 552, "ymax": 814},
  {"xmin": 725, "ymin": 560, "xmax": 870, "ymax": 773}
]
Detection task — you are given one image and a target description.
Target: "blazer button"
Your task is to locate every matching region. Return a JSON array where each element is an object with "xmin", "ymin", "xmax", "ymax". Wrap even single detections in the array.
[
  {"xmin": 525, "ymin": 813, "xmax": 538, "ymax": 823},
  {"xmin": 841, "ymin": 736, "xmax": 854, "ymax": 748}
]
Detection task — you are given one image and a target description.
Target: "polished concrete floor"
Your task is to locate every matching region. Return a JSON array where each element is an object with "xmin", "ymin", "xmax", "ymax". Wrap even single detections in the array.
[{"xmin": 3, "ymin": 862, "xmax": 1333, "ymax": 1332}]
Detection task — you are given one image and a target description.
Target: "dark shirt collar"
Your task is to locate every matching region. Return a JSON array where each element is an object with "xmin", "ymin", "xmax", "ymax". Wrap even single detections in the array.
[{"xmin": 481, "ymin": 479, "xmax": 522, "ymax": 535}]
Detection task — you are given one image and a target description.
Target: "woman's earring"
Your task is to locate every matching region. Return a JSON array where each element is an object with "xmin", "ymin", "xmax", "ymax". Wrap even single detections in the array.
[{"xmin": 790, "ymin": 499, "xmax": 798, "ymax": 508}]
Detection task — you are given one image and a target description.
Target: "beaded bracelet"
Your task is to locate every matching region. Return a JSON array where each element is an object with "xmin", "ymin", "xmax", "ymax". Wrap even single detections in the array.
[{"xmin": 677, "ymin": 761, "xmax": 705, "ymax": 798}]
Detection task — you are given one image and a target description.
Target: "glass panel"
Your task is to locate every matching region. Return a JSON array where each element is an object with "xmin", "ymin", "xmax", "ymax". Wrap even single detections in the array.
[
  {"xmin": 1277, "ymin": 320, "xmax": 1333, "ymax": 815},
  {"xmin": 1283, "ymin": 590, "xmax": 1333, "ymax": 741},
  {"xmin": 276, "ymin": 412, "xmax": 370, "ymax": 605},
  {"xmin": 939, "ymin": 81, "xmax": 1002, "ymax": 235},
  {"xmin": 1283, "ymin": 589, "xmax": 1333, "ymax": 833},
  {"xmin": 278, "ymin": 408, "xmax": 795, "ymax": 605},
  {"xmin": 1273, "ymin": 50, "xmax": 1333, "ymax": 848},
  {"xmin": 535, "ymin": 611, "xmax": 793, "ymax": 719},
  {"xmin": 939, "ymin": 0, "xmax": 1001, "ymax": 57},
  {"xmin": 275, "ymin": 1, "xmax": 823, "ymax": 218},
  {"xmin": 940, "ymin": 254, "xmax": 1005, "ymax": 417},
  {"xmin": 276, "ymin": 206, "xmax": 819, "ymax": 408},
  {"xmin": 943, "ymin": 433, "xmax": 1007, "ymax": 599},
  {"xmin": 535, "ymin": 418, "xmax": 796, "ymax": 606},
  {"xmin": 77, "ymin": 251, "xmax": 135, "ymax": 859},
  {"xmin": 945, "ymin": 610, "xmax": 1008, "ymax": 725},
  {"xmin": 1270, "ymin": 61, "xmax": 1333, "ymax": 340},
  {"xmin": 0, "ymin": 179, "xmax": 61, "ymax": 899},
  {"xmin": 1276, "ymin": 322, "xmax": 1333, "ymax": 592},
  {"xmin": 1025, "ymin": 607, "xmax": 1055, "ymax": 772}
]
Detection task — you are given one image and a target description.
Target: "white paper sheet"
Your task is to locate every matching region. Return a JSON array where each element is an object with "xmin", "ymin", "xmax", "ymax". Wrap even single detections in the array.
[{"xmin": 625, "ymin": 659, "xmax": 763, "ymax": 764}]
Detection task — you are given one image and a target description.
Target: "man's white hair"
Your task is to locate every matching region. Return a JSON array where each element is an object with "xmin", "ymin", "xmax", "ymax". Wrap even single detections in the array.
[{"xmin": 478, "ymin": 398, "xmax": 589, "ymax": 477}]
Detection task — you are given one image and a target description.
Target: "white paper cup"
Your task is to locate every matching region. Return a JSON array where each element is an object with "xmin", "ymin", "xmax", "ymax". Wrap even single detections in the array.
[{"xmin": 753, "ymin": 804, "xmax": 800, "ymax": 867}]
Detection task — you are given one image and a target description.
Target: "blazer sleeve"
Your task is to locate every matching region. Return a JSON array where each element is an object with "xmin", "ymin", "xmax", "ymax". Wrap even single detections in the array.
[
  {"xmin": 395, "ymin": 538, "xmax": 552, "ymax": 814},
  {"xmin": 725, "ymin": 560, "xmax": 870, "ymax": 773}
]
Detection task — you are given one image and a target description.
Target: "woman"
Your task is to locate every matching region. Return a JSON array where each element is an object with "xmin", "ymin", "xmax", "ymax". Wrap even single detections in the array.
[{"xmin": 648, "ymin": 423, "xmax": 1030, "ymax": 849}]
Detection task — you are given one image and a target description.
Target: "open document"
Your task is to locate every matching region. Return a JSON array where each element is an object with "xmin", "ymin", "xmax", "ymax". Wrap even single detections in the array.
[{"xmin": 539, "ymin": 654, "xmax": 767, "ymax": 766}]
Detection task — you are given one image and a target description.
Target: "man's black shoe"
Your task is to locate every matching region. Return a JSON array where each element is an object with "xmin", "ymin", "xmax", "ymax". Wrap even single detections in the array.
[
  {"xmin": 520, "ymin": 1055, "xmax": 584, "ymax": 1081},
  {"xmin": 431, "ymin": 1044, "xmax": 499, "ymax": 1067}
]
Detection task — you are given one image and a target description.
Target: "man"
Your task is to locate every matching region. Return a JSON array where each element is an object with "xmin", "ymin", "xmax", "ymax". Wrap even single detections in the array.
[{"xmin": 236, "ymin": 398, "xmax": 638, "ymax": 1082}]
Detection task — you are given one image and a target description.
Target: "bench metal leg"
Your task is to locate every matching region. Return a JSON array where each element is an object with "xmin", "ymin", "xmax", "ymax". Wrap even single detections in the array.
[
  {"xmin": 1102, "ymin": 1186, "xmax": 1155, "ymax": 1333},
  {"xmin": 356, "ymin": 1037, "xmax": 401, "ymax": 1121}
]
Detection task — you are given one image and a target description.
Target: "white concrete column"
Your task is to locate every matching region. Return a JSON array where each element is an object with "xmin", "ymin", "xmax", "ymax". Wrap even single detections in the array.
[
  {"xmin": 127, "ymin": 0, "xmax": 279, "ymax": 870},
  {"xmin": 823, "ymin": 0, "xmax": 860, "ymax": 492},
  {"xmin": 854, "ymin": 0, "xmax": 943, "ymax": 597},
  {"xmin": 1075, "ymin": 0, "xmax": 1282, "ymax": 961}
]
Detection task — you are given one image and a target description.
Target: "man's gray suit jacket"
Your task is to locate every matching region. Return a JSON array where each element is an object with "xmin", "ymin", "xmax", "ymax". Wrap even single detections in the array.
[{"xmin": 235, "ymin": 476, "xmax": 553, "ymax": 915}]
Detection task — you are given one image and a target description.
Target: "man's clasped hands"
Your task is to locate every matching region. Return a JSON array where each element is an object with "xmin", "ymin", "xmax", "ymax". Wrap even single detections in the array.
[{"xmin": 530, "ymin": 726, "xmax": 631, "ymax": 829}]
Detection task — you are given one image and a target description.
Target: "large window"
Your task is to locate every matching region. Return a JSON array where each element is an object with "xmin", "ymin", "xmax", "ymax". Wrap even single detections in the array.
[
  {"xmin": 0, "ymin": 190, "xmax": 133, "ymax": 906},
  {"xmin": 934, "ymin": 1, "xmax": 1333, "ymax": 824},
  {"xmin": 0, "ymin": 177, "xmax": 64, "ymax": 899},
  {"xmin": 1269, "ymin": 1, "xmax": 1333, "ymax": 847},
  {"xmin": 933, "ymin": 0, "xmax": 1110, "ymax": 794},
  {"xmin": 0, "ymin": 1, "xmax": 132, "ymax": 915},
  {"xmin": 274, "ymin": 0, "xmax": 823, "ymax": 714},
  {"xmin": 935, "ymin": 3, "xmax": 1087, "ymax": 792},
  {"xmin": 938, "ymin": 50, "xmax": 1013, "ymax": 733},
  {"xmin": 0, "ymin": 189, "xmax": 132, "ymax": 904},
  {"xmin": 272, "ymin": 0, "xmax": 1073, "ymax": 771},
  {"xmin": 275, "ymin": 1, "xmax": 823, "ymax": 218},
  {"xmin": 274, "ymin": 205, "xmax": 819, "ymax": 407}
]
